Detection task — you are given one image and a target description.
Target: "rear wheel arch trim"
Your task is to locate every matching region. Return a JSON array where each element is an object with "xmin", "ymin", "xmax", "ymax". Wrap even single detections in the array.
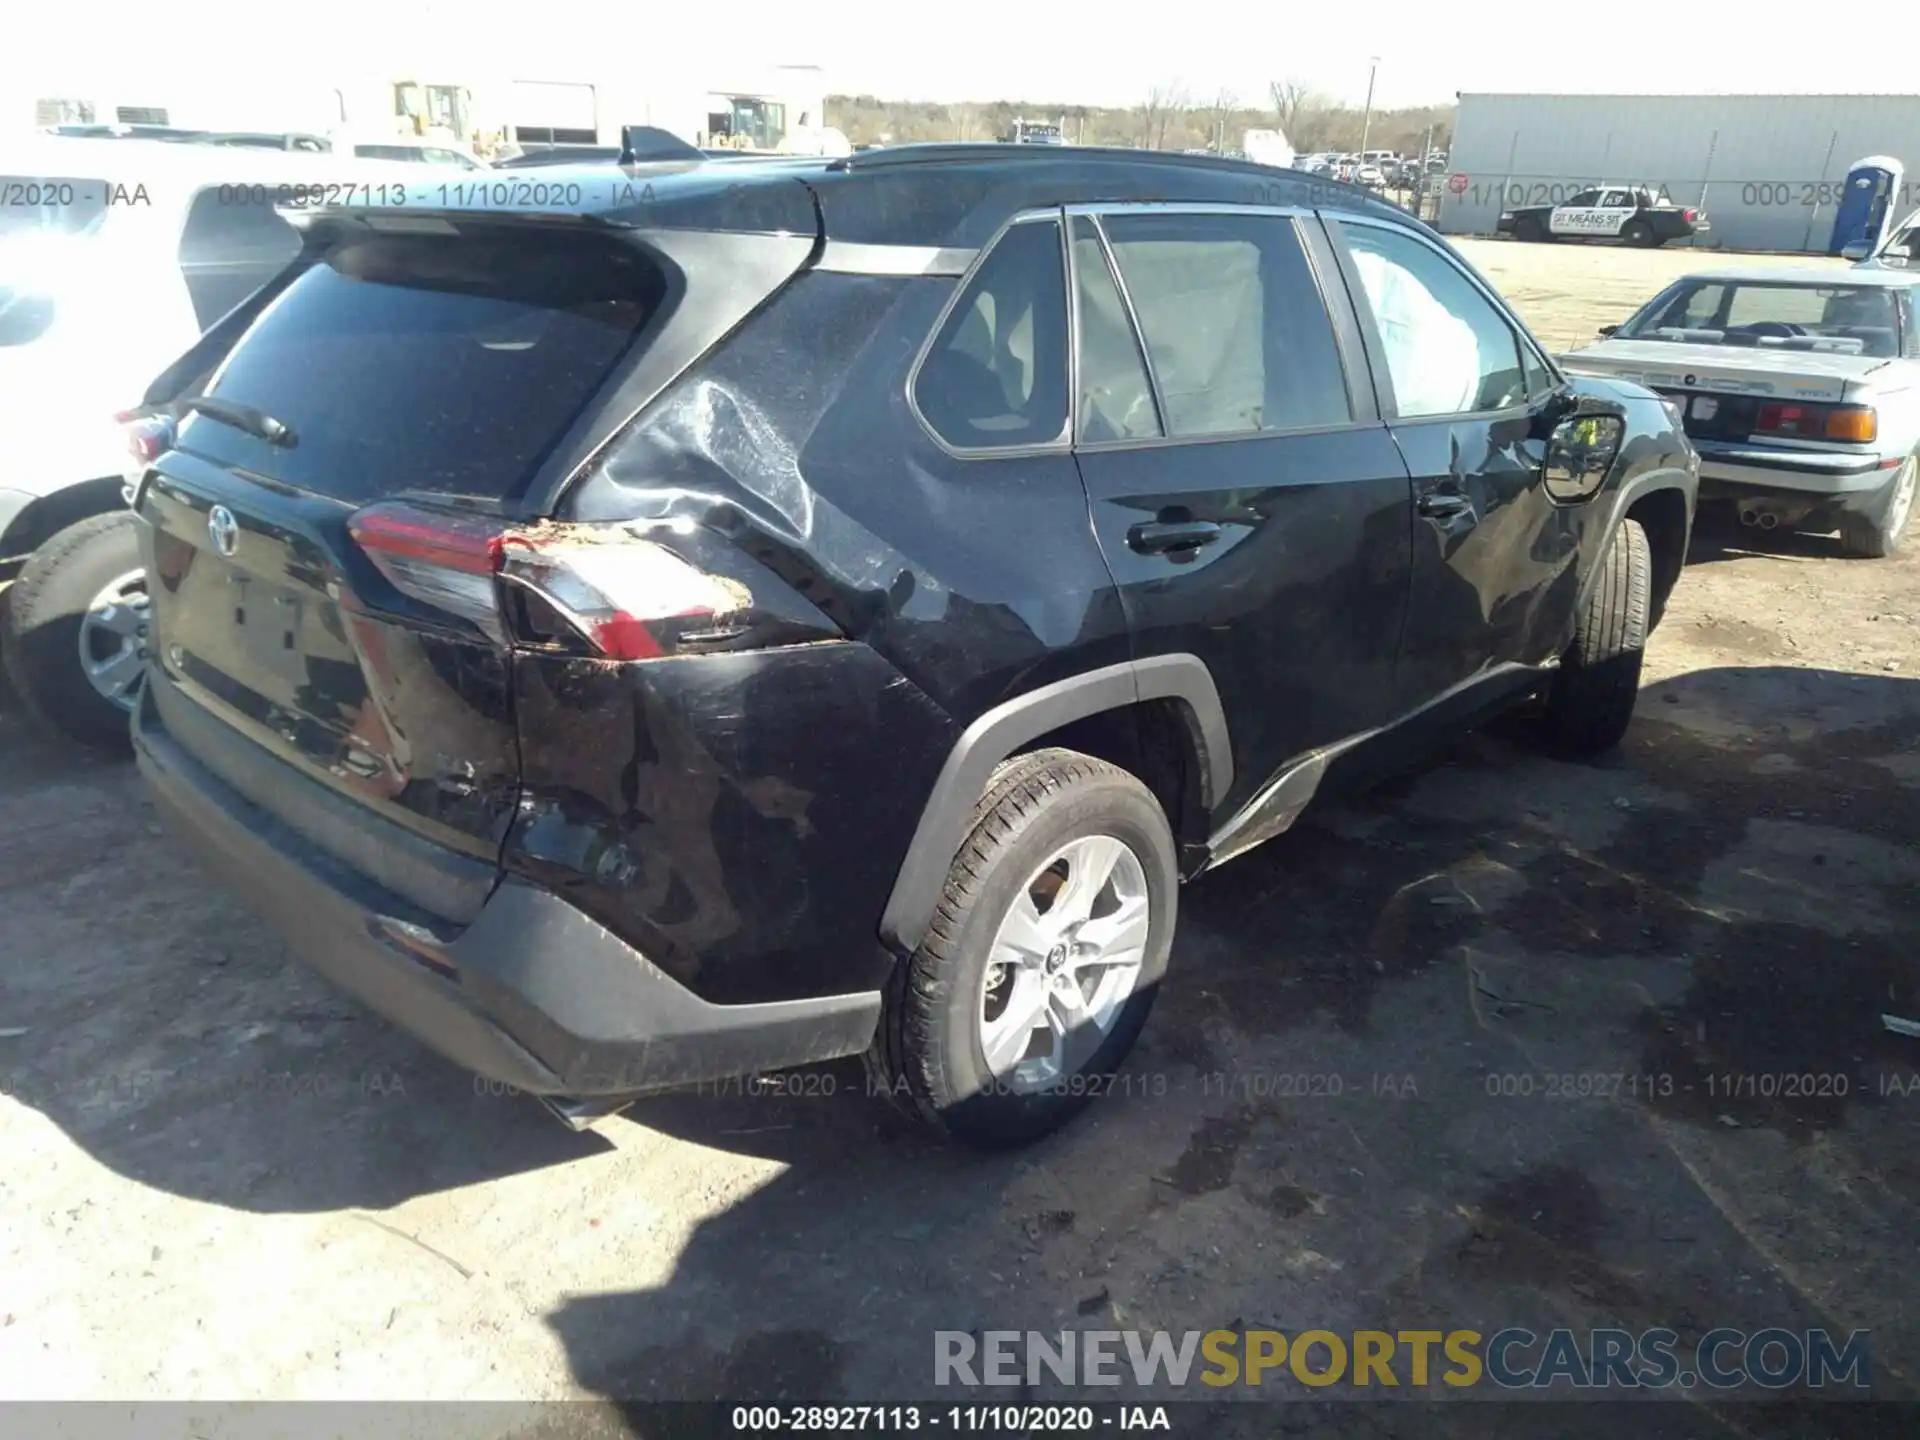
[{"xmin": 878, "ymin": 654, "xmax": 1230, "ymax": 954}]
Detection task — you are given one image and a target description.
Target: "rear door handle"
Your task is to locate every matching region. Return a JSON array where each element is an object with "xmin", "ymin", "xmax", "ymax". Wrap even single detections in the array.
[
  {"xmin": 1416, "ymin": 491, "xmax": 1472, "ymax": 519},
  {"xmin": 1127, "ymin": 520, "xmax": 1223, "ymax": 555}
]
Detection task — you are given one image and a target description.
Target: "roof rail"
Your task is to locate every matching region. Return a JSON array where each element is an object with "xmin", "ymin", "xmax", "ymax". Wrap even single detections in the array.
[
  {"xmin": 825, "ymin": 141, "xmax": 1366, "ymax": 189},
  {"xmin": 817, "ymin": 141, "xmax": 1390, "ymax": 203}
]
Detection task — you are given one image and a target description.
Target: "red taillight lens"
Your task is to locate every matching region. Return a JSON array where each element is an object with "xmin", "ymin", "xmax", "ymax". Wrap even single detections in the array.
[
  {"xmin": 498, "ymin": 528, "xmax": 742, "ymax": 661},
  {"xmin": 1754, "ymin": 401, "xmax": 1877, "ymax": 443},
  {"xmin": 347, "ymin": 502, "xmax": 742, "ymax": 660},
  {"xmin": 116, "ymin": 410, "xmax": 176, "ymax": 495},
  {"xmin": 1755, "ymin": 402, "xmax": 1812, "ymax": 435},
  {"xmin": 349, "ymin": 503, "xmax": 511, "ymax": 640}
]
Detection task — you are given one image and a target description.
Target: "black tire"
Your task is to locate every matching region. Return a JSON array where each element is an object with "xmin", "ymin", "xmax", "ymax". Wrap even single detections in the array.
[
  {"xmin": 1539, "ymin": 518, "xmax": 1650, "ymax": 755},
  {"xmin": 1621, "ymin": 219, "xmax": 1657, "ymax": 248},
  {"xmin": 1838, "ymin": 453, "xmax": 1917, "ymax": 559},
  {"xmin": 868, "ymin": 747, "xmax": 1177, "ymax": 1150},
  {"xmin": 1, "ymin": 511, "xmax": 145, "ymax": 753},
  {"xmin": 1514, "ymin": 214, "xmax": 1546, "ymax": 243}
]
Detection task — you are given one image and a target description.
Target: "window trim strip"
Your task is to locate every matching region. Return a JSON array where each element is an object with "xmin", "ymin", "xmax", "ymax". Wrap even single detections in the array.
[
  {"xmin": 1074, "ymin": 212, "xmax": 1168, "ymax": 441},
  {"xmin": 815, "ymin": 241, "xmax": 979, "ymax": 278}
]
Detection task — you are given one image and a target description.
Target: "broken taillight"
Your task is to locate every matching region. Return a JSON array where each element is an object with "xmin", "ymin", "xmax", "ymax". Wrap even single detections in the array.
[{"xmin": 347, "ymin": 501, "xmax": 744, "ymax": 660}]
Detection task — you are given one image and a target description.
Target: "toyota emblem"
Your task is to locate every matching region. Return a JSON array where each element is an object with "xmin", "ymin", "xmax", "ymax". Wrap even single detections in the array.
[{"xmin": 207, "ymin": 504, "xmax": 239, "ymax": 558}]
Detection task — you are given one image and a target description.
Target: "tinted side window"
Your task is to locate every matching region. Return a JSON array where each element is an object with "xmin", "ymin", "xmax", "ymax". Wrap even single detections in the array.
[
  {"xmin": 1339, "ymin": 223, "xmax": 1525, "ymax": 417},
  {"xmin": 1567, "ymin": 190, "xmax": 1600, "ymax": 206},
  {"xmin": 1070, "ymin": 215, "xmax": 1159, "ymax": 441},
  {"xmin": 915, "ymin": 219, "xmax": 1068, "ymax": 450},
  {"xmin": 1523, "ymin": 343, "xmax": 1555, "ymax": 399},
  {"xmin": 1101, "ymin": 211, "xmax": 1350, "ymax": 437}
]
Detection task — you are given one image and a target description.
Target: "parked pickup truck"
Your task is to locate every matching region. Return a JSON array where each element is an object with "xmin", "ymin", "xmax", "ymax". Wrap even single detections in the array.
[{"xmin": 1500, "ymin": 185, "xmax": 1708, "ymax": 248}]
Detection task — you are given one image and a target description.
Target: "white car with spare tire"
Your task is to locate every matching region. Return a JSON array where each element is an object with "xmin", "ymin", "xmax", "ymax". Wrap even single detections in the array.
[
  {"xmin": 1560, "ymin": 265, "xmax": 1920, "ymax": 556},
  {"xmin": 0, "ymin": 135, "xmax": 419, "ymax": 749}
]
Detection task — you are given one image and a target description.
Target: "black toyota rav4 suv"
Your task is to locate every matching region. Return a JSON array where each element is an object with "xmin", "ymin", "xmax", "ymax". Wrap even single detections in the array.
[{"xmin": 126, "ymin": 146, "xmax": 1698, "ymax": 1148}]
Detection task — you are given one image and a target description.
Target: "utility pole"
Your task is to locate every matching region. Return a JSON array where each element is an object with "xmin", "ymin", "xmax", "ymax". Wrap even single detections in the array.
[
  {"xmin": 1416, "ymin": 121, "xmax": 1433, "ymax": 216},
  {"xmin": 1357, "ymin": 56, "xmax": 1380, "ymax": 157}
]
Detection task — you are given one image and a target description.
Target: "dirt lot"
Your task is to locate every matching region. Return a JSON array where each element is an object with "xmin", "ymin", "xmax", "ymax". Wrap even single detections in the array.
[{"xmin": 3, "ymin": 241, "xmax": 1918, "ymax": 1431}]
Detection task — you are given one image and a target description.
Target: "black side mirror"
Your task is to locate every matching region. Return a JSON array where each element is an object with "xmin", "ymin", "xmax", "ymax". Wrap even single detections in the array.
[{"xmin": 1597, "ymin": 323, "xmax": 1619, "ymax": 337}]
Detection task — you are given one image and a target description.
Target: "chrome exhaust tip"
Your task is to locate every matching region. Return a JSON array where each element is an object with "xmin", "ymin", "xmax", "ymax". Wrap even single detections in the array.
[
  {"xmin": 539, "ymin": 1095, "xmax": 634, "ymax": 1132},
  {"xmin": 1758, "ymin": 511, "xmax": 1780, "ymax": 530}
]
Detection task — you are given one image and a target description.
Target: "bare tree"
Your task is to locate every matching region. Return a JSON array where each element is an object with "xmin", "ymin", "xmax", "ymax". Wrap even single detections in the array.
[
  {"xmin": 1207, "ymin": 88, "xmax": 1236, "ymax": 153},
  {"xmin": 1267, "ymin": 78, "xmax": 1328, "ymax": 149},
  {"xmin": 1140, "ymin": 83, "xmax": 1189, "ymax": 151},
  {"xmin": 1136, "ymin": 86, "xmax": 1167, "ymax": 149}
]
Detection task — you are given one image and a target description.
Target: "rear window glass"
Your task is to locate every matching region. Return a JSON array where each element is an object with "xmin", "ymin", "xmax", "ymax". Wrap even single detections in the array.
[
  {"xmin": 188, "ymin": 230, "xmax": 664, "ymax": 502},
  {"xmin": 1625, "ymin": 280, "xmax": 1900, "ymax": 357}
]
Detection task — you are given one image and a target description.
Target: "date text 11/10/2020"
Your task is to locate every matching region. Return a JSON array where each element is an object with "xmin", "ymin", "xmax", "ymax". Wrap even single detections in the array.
[{"xmin": 1459, "ymin": 179, "xmax": 1920, "ymax": 209}]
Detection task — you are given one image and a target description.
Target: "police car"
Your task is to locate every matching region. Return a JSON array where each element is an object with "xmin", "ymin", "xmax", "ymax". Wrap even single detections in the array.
[{"xmin": 1498, "ymin": 184, "xmax": 1709, "ymax": 247}]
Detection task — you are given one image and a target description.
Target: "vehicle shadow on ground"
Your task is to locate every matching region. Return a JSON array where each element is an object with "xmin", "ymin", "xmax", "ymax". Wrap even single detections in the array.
[
  {"xmin": 535, "ymin": 665, "xmax": 1920, "ymax": 1430},
  {"xmin": 6, "ymin": 666, "xmax": 1920, "ymax": 1432},
  {"xmin": 1684, "ymin": 503, "xmax": 1865, "ymax": 567},
  {"xmin": 0, "ymin": 699, "xmax": 614, "ymax": 1211}
]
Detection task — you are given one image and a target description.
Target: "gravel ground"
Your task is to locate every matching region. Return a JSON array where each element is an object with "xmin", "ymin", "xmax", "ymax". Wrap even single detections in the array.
[{"xmin": 1, "ymin": 240, "xmax": 1916, "ymax": 1433}]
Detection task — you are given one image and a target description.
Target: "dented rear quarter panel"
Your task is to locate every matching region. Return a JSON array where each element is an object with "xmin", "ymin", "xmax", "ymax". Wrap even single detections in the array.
[
  {"xmin": 519, "ymin": 269, "xmax": 1130, "ymax": 1004},
  {"xmin": 506, "ymin": 642, "xmax": 952, "ymax": 1005}
]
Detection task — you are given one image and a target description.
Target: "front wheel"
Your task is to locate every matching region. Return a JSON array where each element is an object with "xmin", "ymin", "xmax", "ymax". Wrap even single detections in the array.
[
  {"xmin": 1539, "ymin": 518, "xmax": 1651, "ymax": 755},
  {"xmin": 2, "ymin": 511, "xmax": 147, "ymax": 752},
  {"xmin": 868, "ymin": 748, "xmax": 1177, "ymax": 1150},
  {"xmin": 1514, "ymin": 215, "xmax": 1546, "ymax": 243},
  {"xmin": 1838, "ymin": 453, "xmax": 1917, "ymax": 558}
]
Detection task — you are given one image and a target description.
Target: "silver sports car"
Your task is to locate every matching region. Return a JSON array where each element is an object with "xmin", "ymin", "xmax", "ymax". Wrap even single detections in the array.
[{"xmin": 1561, "ymin": 266, "xmax": 1919, "ymax": 557}]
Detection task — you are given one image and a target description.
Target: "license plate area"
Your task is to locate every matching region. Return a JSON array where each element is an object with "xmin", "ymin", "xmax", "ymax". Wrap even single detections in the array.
[{"xmin": 228, "ymin": 576, "xmax": 308, "ymax": 685}]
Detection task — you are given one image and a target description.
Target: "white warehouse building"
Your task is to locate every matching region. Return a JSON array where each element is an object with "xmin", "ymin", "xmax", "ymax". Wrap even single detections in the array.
[{"xmin": 1437, "ymin": 93, "xmax": 1920, "ymax": 252}]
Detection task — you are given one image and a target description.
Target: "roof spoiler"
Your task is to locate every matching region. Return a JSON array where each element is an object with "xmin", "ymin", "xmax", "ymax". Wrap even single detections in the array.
[{"xmin": 618, "ymin": 125, "xmax": 704, "ymax": 165}]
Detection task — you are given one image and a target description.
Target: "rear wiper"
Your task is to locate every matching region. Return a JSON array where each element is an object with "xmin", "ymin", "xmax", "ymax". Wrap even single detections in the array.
[{"xmin": 177, "ymin": 395, "xmax": 297, "ymax": 447}]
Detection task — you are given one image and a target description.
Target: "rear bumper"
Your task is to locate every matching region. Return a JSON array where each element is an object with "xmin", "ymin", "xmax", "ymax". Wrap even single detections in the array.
[
  {"xmin": 1693, "ymin": 440, "xmax": 1898, "ymax": 497},
  {"xmin": 134, "ymin": 683, "xmax": 881, "ymax": 1098}
]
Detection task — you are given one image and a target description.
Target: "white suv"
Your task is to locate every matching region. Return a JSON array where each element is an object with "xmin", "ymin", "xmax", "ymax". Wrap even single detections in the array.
[{"xmin": 0, "ymin": 135, "xmax": 417, "ymax": 748}]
